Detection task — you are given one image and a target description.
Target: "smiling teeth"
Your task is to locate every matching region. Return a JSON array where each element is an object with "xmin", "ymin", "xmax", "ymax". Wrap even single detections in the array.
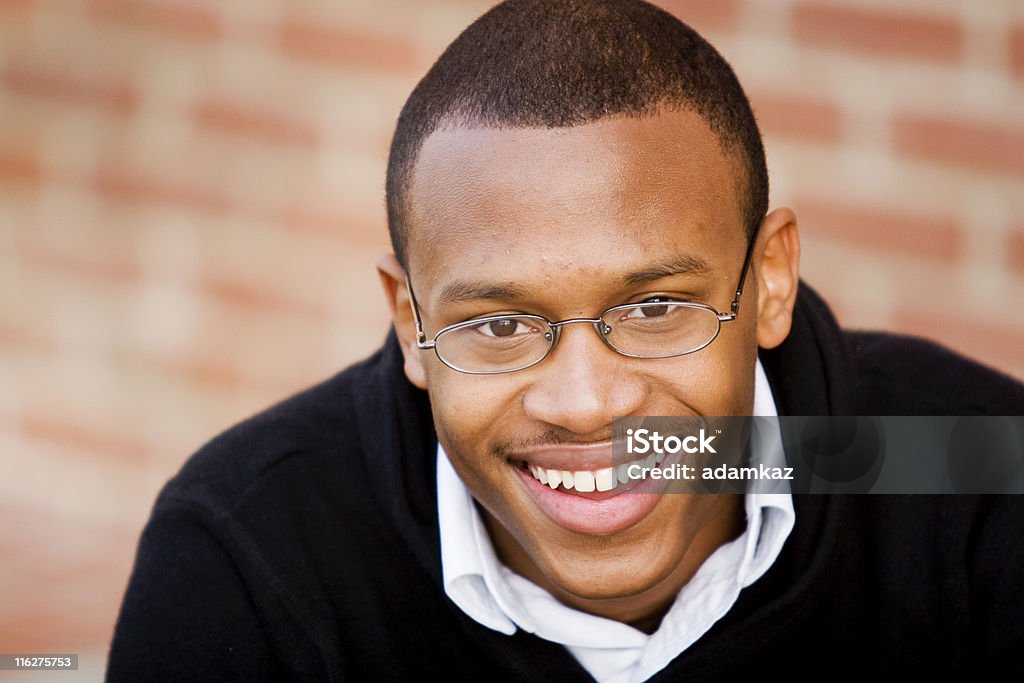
[
  {"xmin": 594, "ymin": 467, "xmax": 615, "ymax": 492},
  {"xmin": 529, "ymin": 457, "xmax": 652, "ymax": 493},
  {"xmin": 574, "ymin": 470, "xmax": 595, "ymax": 492}
]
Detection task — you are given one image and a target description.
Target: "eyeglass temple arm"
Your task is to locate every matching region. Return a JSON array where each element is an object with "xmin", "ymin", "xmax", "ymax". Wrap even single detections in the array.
[
  {"xmin": 405, "ymin": 278, "xmax": 436, "ymax": 349},
  {"xmin": 729, "ymin": 222, "xmax": 762, "ymax": 317}
]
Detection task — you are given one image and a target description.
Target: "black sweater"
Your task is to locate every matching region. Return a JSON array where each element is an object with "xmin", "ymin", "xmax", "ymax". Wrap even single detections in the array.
[{"xmin": 107, "ymin": 284, "xmax": 1024, "ymax": 681}]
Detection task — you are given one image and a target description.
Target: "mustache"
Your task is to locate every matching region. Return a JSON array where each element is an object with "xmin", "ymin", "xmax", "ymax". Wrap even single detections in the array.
[{"xmin": 491, "ymin": 428, "xmax": 615, "ymax": 459}]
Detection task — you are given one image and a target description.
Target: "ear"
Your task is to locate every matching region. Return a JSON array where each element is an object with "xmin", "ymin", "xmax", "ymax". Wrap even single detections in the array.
[
  {"xmin": 753, "ymin": 208, "xmax": 801, "ymax": 350},
  {"xmin": 376, "ymin": 254, "xmax": 428, "ymax": 389}
]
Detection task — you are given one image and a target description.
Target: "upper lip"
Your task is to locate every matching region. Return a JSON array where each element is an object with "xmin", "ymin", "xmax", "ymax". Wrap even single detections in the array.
[{"xmin": 508, "ymin": 441, "xmax": 624, "ymax": 472}]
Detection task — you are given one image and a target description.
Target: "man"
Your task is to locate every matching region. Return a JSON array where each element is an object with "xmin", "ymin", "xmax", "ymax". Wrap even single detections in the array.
[{"xmin": 108, "ymin": 1, "xmax": 1024, "ymax": 680}]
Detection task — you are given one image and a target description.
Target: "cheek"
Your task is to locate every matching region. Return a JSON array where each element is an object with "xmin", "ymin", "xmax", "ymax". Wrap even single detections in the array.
[
  {"xmin": 649, "ymin": 331, "xmax": 757, "ymax": 416},
  {"xmin": 426, "ymin": 367, "xmax": 525, "ymax": 474},
  {"xmin": 709, "ymin": 327, "xmax": 759, "ymax": 414},
  {"xmin": 429, "ymin": 375, "xmax": 540, "ymax": 539}
]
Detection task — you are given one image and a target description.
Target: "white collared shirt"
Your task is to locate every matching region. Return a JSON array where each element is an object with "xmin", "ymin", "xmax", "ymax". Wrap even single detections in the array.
[{"xmin": 437, "ymin": 360, "xmax": 795, "ymax": 683}]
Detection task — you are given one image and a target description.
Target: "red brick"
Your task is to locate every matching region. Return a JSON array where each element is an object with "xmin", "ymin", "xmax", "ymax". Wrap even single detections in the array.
[
  {"xmin": 277, "ymin": 20, "xmax": 418, "ymax": 72},
  {"xmin": 157, "ymin": 352, "xmax": 240, "ymax": 390},
  {"xmin": 199, "ymin": 273, "xmax": 329, "ymax": 319},
  {"xmin": 18, "ymin": 239, "xmax": 142, "ymax": 284},
  {"xmin": 896, "ymin": 311, "xmax": 1024, "ymax": 382},
  {"xmin": 791, "ymin": 4, "xmax": 964, "ymax": 63},
  {"xmin": 0, "ymin": 320, "xmax": 51, "ymax": 351},
  {"xmin": 1010, "ymin": 26, "xmax": 1024, "ymax": 82},
  {"xmin": 1009, "ymin": 229, "xmax": 1024, "ymax": 277},
  {"xmin": 659, "ymin": 0, "xmax": 739, "ymax": 33},
  {"xmin": 796, "ymin": 198, "xmax": 961, "ymax": 263},
  {"xmin": 20, "ymin": 412, "xmax": 147, "ymax": 459},
  {"xmin": 892, "ymin": 115, "xmax": 1024, "ymax": 176},
  {"xmin": 2, "ymin": 64, "xmax": 138, "ymax": 114},
  {"xmin": 0, "ymin": 149, "xmax": 43, "ymax": 186},
  {"xmin": 92, "ymin": 166, "xmax": 232, "ymax": 214},
  {"xmin": 277, "ymin": 206, "xmax": 390, "ymax": 248},
  {"xmin": 88, "ymin": 0, "xmax": 222, "ymax": 41},
  {"xmin": 749, "ymin": 91, "xmax": 842, "ymax": 145},
  {"xmin": 193, "ymin": 99, "xmax": 318, "ymax": 148}
]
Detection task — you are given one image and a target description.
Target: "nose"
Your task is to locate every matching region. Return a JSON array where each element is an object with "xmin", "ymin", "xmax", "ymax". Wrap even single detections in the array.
[{"xmin": 521, "ymin": 321, "xmax": 648, "ymax": 437}]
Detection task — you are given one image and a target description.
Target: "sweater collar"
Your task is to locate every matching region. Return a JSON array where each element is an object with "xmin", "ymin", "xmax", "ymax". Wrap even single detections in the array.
[
  {"xmin": 352, "ymin": 329, "xmax": 442, "ymax": 583},
  {"xmin": 759, "ymin": 281, "xmax": 855, "ymax": 416}
]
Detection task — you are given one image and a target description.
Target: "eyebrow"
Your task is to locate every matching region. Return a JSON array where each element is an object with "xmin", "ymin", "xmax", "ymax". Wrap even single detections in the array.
[
  {"xmin": 621, "ymin": 254, "xmax": 712, "ymax": 285},
  {"xmin": 435, "ymin": 254, "xmax": 713, "ymax": 305},
  {"xmin": 437, "ymin": 280, "xmax": 527, "ymax": 305}
]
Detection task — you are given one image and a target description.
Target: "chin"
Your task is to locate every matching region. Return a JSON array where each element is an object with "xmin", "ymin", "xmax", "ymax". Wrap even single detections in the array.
[{"xmin": 529, "ymin": 535, "xmax": 682, "ymax": 601}]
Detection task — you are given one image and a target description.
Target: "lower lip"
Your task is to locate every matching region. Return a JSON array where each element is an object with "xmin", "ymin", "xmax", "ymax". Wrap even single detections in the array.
[{"xmin": 515, "ymin": 464, "xmax": 666, "ymax": 535}]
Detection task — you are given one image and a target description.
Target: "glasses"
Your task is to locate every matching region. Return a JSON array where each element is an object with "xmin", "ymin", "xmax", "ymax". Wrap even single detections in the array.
[{"xmin": 408, "ymin": 229, "xmax": 759, "ymax": 375}]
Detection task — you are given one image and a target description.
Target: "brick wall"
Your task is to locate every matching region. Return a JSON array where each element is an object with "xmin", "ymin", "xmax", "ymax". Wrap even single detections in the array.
[{"xmin": 1, "ymin": 0, "xmax": 1021, "ymax": 675}]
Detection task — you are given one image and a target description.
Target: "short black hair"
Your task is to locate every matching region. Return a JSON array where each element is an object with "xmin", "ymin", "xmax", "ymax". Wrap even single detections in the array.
[{"xmin": 385, "ymin": 0, "xmax": 768, "ymax": 270}]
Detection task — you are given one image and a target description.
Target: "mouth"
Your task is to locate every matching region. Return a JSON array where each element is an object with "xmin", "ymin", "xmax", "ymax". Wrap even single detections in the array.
[{"xmin": 508, "ymin": 445, "xmax": 671, "ymax": 535}]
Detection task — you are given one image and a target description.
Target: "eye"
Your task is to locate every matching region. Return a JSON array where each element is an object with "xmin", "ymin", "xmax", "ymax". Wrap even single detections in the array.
[
  {"xmin": 473, "ymin": 317, "xmax": 537, "ymax": 338},
  {"xmin": 620, "ymin": 297, "xmax": 675, "ymax": 319}
]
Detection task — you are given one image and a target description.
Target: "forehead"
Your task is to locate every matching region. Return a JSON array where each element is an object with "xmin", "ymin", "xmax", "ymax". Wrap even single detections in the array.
[{"xmin": 406, "ymin": 109, "xmax": 745, "ymax": 303}]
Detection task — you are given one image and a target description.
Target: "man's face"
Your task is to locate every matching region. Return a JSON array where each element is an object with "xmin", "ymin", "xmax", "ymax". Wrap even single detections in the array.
[{"xmin": 403, "ymin": 109, "xmax": 761, "ymax": 612}]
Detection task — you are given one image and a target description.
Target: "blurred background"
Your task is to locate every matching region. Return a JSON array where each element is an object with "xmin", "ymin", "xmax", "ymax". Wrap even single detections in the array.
[{"xmin": 1, "ymin": 0, "xmax": 1022, "ymax": 678}]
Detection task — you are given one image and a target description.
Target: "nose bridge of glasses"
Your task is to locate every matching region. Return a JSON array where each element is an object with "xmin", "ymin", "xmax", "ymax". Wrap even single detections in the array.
[
  {"xmin": 547, "ymin": 316, "xmax": 613, "ymax": 339},
  {"xmin": 541, "ymin": 318, "xmax": 618, "ymax": 366},
  {"xmin": 548, "ymin": 316, "xmax": 604, "ymax": 328}
]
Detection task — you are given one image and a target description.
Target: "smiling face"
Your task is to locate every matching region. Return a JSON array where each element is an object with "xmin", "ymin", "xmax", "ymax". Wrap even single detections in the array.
[{"xmin": 382, "ymin": 108, "xmax": 799, "ymax": 626}]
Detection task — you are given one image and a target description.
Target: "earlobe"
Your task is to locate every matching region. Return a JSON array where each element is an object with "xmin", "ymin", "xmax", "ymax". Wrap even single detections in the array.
[
  {"xmin": 403, "ymin": 347, "xmax": 428, "ymax": 389},
  {"xmin": 754, "ymin": 208, "xmax": 801, "ymax": 350},
  {"xmin": 376, "ymin": 254, "xmax": 429, "ymax": 389}
]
